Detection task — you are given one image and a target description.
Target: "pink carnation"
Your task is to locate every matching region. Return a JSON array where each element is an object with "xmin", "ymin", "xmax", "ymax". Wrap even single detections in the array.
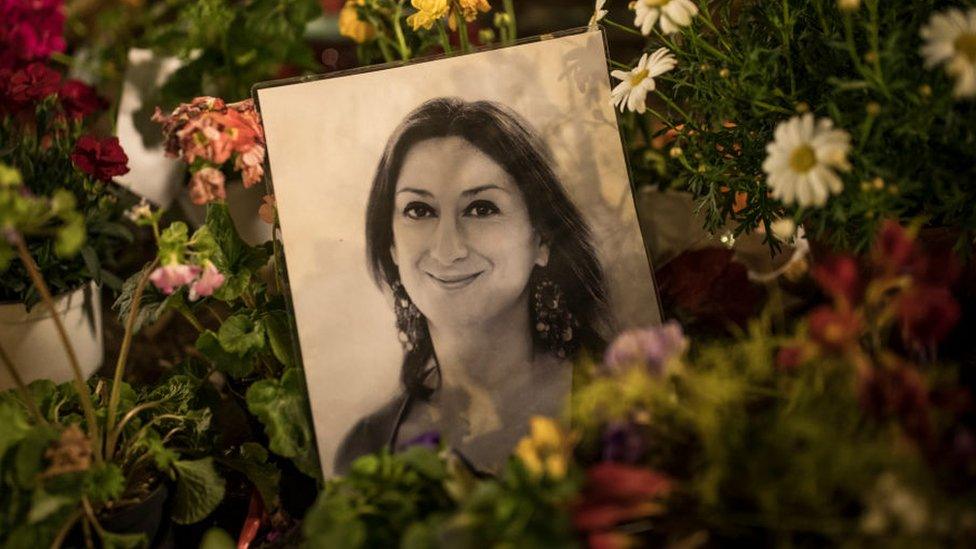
[
  {"xmin": 188, "ymin": 263, "xmax": 225, "ymax": 301},
  {"xmin": 603, "ymin": 320, "xmax": 688, "ymax": 376},
  {"xmin": 188, "ymin": 167, "xmax": 227, "ymax": 205},
  {"xmin": 149, "ymin": 263, "xmax": 201, "ymax": 295}
]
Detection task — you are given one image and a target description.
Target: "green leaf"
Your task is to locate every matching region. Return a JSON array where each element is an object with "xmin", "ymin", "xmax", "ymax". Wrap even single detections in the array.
[
  {"xmin": 26, "ymin": 491, "xmax": 75, "ymax": 523},
  {"xmin": 200, "ymin": 528, "xmax": 236, "ymax": 549},
  {"xmin": 113, "ymin": 264, "xmax": 183, "ymax": 333},
  {"xmin": 245, "ymin": 368, "xmax": 318, "ymax": 478},
  {"xmin": 217, "ymin": 314, "xmax": 266, "ymax": 356},
  {"xmin": 399, "ymin": 447, "xmax": 446, "ymax": 481},
  {"xmin": 85, "ymin": 462, "xmax": 125, "ymax": 503},
  {"xmin": 205, "ymin": 202, "xmax": 248, "ymax": 268},
  {"xmin": 158, "ymin": 221, "xmax": 189, "ymax": 260},
  {"xmin": 196, "ymin": 330, "xmax": 253, "ymax": 378},
  {"xmin": 220, "ymin": 443, "xmax": 280, "ymax": 509},
  {"xmin": 0, "ymin": 398, "xmax": 31, "ymax": 458},
  {"xmin": 211, "ymin": 272, "xmax": 249, "ymax": 302},
  {"xmin": 264, "ymin": 310, "xmax": 296, "ymax": 368},
  {"xmin": 171, "ymin": 458, "xmax": 226, "ymax": 525},
  {"xmin": 14, "ymin": 425, "xmax": 59, "ymax": 488},
  {"xmin": 98, "ymin": 530, "xmax": 148, "ymax": 549},
  {"xmin": 302, "ymin": 496, "xmax": 367, "ymax": 548}
]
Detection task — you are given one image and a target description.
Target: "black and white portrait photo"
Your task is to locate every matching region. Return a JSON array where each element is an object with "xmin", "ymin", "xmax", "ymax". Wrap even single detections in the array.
[{"xmin": 255, "ymin": 29, "xmax": 661, "ymax": 477}]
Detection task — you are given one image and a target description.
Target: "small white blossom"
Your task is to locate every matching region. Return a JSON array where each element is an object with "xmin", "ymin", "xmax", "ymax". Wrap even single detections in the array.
[
  {"xmin": 770, "ymin": 218, "xmax": 797, "ymax": 242},
  {"xmin": 610, "ymin": 48, "xmax": 677, "ymax": 114},
  {"xmin": 589, "ymin": 0, "xmax": 608, "ymax": 26},
  {"xmin": 762, "ymin": 114, "xmax": 851, "ymax": 207},
  {"xmin": 124, "ymin": 198, "xmax": 154, "ymax": 223},
  {"xmin": 633, "ymin": 0, "xmax": 698, "ymax": 36},
  {"xmin": 920, "ymin": 7, "xmax": 976, "ymax": 99}
]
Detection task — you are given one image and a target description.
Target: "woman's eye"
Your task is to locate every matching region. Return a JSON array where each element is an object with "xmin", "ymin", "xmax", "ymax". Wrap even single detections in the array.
[
  {"xmin": 403, "ymin": 202, "xmax": 436, "ymax": 219},
  {"xmin": 464, "ymin": 200, "xmax": 500, "ymax": 218}
]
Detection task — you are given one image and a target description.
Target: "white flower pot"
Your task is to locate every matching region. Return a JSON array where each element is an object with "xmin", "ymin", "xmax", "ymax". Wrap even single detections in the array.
[{"xmin": 0, "ymin": 281, "xmax": 103, "ymax": 390}]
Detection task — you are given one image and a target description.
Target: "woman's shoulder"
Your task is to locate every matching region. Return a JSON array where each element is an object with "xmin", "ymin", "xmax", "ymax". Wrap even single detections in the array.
[{"xmin": 333, "ymin": 393, "xmax": 410, "ymax": 475}]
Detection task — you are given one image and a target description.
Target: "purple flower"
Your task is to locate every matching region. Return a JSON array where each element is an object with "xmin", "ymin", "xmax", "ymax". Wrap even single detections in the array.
[
  {"xmin": 601, "ymin": 421, "xmax": 645, "ymax": 464},
  {"xmin": 149, "ymin": 263, "xmax": 200, "ymax": 295},
  {"xmin": 188, "ymin": 262, "xmax": 225, "ymax": 301},
  {"xmin": 603, "ymin": 321, "xmax": 688, "ymax": 375},
  {"xmin": 398, "ymin": 430, "xmax": 440, "ymax": 451}
]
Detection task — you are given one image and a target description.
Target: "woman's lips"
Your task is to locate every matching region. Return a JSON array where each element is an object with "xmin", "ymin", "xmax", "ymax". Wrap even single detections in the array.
[{"xmin": 426, "ymin": 271, "xmax": 482, "ymax": 290}]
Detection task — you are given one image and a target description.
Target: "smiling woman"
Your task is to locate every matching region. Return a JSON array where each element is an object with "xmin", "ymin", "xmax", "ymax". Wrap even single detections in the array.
[{"xmin": 334, "ymin": 97, "xmax": 611, "ymax": 473}]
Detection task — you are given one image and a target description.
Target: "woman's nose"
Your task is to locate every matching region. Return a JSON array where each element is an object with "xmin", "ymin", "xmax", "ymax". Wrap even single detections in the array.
[{"xmin": 429, "ymin": 216, "xmax": 468, "ymax": 264}]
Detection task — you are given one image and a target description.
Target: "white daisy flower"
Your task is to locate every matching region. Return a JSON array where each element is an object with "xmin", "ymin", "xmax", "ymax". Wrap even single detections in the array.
[
  {"xmin": 610, "ymin": 48, "xmax": 677, "ymax": 114},
  {"xmin": 762, "ymin": 114, "xmax": 852, "ymax": 207},
  {"xmin": 633, "ymin": 0, "xmax": 698, "ymax": 36},
  {"xmin": 920, "ymin": 7, "xmax": 976, "ymax": 99},
  {"xmin": 589, "ymin": 0, "xmax": 608, "ymax": 26}
]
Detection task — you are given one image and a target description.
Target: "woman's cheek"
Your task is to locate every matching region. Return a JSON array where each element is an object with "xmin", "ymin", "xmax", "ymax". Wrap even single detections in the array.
[{"xmin": 392, "ymin": 220, "xmax": 434, "ymax": 258}]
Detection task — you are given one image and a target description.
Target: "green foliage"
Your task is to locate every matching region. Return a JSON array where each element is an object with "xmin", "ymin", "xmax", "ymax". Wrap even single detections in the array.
[
  {"xmin": 246, "ymin": 368, "xmax": 318, "ymax": 479},
  {"xmin": 142, "ymin": 0, "xmax": 321, "ymax": 105},
  {"xmin": 619, "ymin": 0, "xmax": 976, "ymax": 252},
  {"xmin": 200, "ymin": 527, "xmax": 237, "ymax": 549},
  {"xmin": 171, "ymin": 457, "xmax": 226, "ymax": 525},
  {"xmin": 219, "ymin": 442, "xmax": 281, "ymax": 509}
]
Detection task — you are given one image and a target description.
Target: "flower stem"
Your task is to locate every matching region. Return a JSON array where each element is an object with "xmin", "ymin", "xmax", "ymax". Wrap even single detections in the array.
[
  {"xmin": 457, "ymin": 12, "xmax": 471, "ymax": 53},
  {"xmin": 177, "ymin": 304, "xmax": 206, "ymax": 333},
  {"xmin": 0, "ymin": 339, "xmax": 48, "ymax": 426},
  {"xmin": 654, "ymin": 89, "xmax": 700, "ymax": 132},
  {"xmin": 602, "ymin": 18, "xmax": 644, "ymax": 38},
  {"xmin": 610, "ymin": 59, "xmax": 630, "ymax": 70},
  {"xmin": 392, "ymin": 1, "xmax": 412, "ymax": 60},
  {"xmin": 437, "ymin": 21, "xmax": 454, "ymax": 53},
  {"xmin": 503, "ymin": 0, "xmax": 517, "ymax": 42},
  {"xmin": 104, "ymin": 258, "xmax": 158, "ymax": 460},
  {"xmin": 12, "ymin": 235, "xmax": 102, "ymax": 462}
]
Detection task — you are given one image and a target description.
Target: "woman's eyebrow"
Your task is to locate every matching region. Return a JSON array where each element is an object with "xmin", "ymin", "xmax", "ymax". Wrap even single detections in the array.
[
  {"xmin": 395, "ymin": 187, "xmax": 433, "ymax": 196},
  {"xmin": 462, "ymin": 184, "xmax": 509, "ymax": 197}
]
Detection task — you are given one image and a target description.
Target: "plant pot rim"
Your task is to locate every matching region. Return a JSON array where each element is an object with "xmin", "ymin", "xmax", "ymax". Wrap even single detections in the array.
[{"xmin": 0, "ymin": 279, "xmax": 99, "ymax": 319}]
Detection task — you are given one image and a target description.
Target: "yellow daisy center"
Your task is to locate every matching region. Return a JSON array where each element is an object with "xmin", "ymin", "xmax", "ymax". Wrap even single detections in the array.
[
  {"xmin": 955, "ymin": 32, "xmax": 976, "ymax": 64},
  {"xmin": 630, "ymin": 68, "xmax": 650, "ymax": 86},
  {"xmin": 789, "ymin": 144, "xmax": 817, "ymax": 173},
  {"xmin": 644, "ymin": 0, "xmax": 671, "ymax": 6}
]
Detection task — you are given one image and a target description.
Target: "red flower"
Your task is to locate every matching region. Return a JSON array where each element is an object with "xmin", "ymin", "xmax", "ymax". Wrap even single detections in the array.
[
  {"xmin": 808, "ymin": 305, "xmax": 862, "ymax": 352},
  {"xmin": 874, "ymin": 220, "xmax": 917, "ymax": 274},
  {"xmin": 811, "ymin": 254, "xmax": 861, "ymax": 304},
  {"xmin": 857, "ymin": 361, "xmax": 931, "ymax": 444},
  {"xmin": 573, "ymin": 462, "xmax": 672, "ymax": 534},
  {"xmin": 775, "ymin": 345, "xmax": 805, "ymax": 371},
  {"xmin": 58, "ymin": 79, "xmax": 106, "ymax": 120},
  {"xmin": 7, "ymin": 62, "xmax": 61, "ymax": 105},
  {"xmin": 897, "ymin": 285, "xmax": 960, "ymax": 348},
  {"xmin": 70, "ymin": 135, "xmax": 130, "ymax": 182},
  {"xmin": 657, "ymin": 248, "xmax": 763, "ymax": 328}
]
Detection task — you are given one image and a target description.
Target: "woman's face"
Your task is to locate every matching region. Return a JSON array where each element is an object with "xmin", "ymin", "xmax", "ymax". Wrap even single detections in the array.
[{"xmin": 391, "ymin": 136, "xmax": 549, "ymax": 328}]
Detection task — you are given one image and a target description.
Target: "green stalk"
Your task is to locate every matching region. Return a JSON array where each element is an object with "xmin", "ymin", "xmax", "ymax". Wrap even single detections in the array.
[
  {"xmin": 0, "ymin": 340, "xmax": 49, "ymax": 426},
  {"xmin": 13, "ymin": 236, "xmax": 102, "ymax": 462},
  {"xmin": 392, "ymin": 1, "xmax": 412, "ymax": 60},
  {"xmin": 437, "ymin": 21, "xmax": 454, "ymax": 53},
  {"xmin": 503, "ymin": 0, "xmax": 517, "ymax": 42},
  {"xmin": 654, "ymin": 89, "xmax": 701, "ymax": 132},
  {"xmin": 104, "ymin": 258, "xmax": 157, "ymax": 460},
  {"xmin": 603, "ymin": 18, "xmax": 644, "ymax": 38}
]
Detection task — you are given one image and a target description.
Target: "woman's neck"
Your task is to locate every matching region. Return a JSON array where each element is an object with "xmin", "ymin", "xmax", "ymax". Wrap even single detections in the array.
[{"xmin": 426, "ymin": 294, "xmax": 534, "ymax": 391}]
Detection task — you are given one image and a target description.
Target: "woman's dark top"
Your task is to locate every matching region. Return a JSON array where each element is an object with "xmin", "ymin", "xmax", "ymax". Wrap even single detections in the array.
[{"xmin": 333, "ymin": 392, "xmax": 411, "ymax": 475}]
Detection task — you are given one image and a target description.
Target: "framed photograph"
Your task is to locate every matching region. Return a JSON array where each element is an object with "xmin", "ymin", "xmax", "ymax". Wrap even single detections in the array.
[{"xmin": 254, "ymin": 28, "xmax": 662, "ymax": 478}]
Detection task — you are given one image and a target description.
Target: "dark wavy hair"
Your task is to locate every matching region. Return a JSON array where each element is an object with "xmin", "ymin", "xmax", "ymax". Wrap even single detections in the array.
[{"xmin": 365, "ymin": 97, "xmax": 609, "ymax": 399}]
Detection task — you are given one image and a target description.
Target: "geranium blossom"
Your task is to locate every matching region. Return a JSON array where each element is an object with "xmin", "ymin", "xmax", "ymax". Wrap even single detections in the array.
[
  {"xmin": 920, "ymin": 7, "xmax": 976, "ymax": 99},
  {"xmin": 762, "ymin": 114, "xmax": 851, "ymax": 207},
  {"xmin": 633, "ymin": 0, "xmax": 698, "ymax": 36},
  {"xmin": 610, "ymin": 48, "xmax": 676, "ymax": 113},
  {"xmin": 188, "ymin": 167, "xmax": 227, "ymax": 205}
]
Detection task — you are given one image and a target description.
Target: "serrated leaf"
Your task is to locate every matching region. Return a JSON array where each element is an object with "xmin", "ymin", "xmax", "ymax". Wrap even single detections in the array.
[
  {"xmin": 245, "ymin": 368, "xmax": 318, "ymax": 478},
  {"xmin": 85, "ymin": 462, "xmax": 126, "ymax": 503},
  {"xmin": 220, "ymin": 442, "xmax": 280, "ymax": 509},
  {"xmin": 205, "ymin": 202, "xmax": 248, "ymax": 267},
  {"xmin": 171, "ymin": 458, "xmax": 226, "ymax": 525},
  {"xmin": 113, "ymin": 264, "xmax": 183, "ymax": 333},
  {"xmin": 196, "ymin": 330, "xmax": 253, "ymax": 378},
  {"xmin": 217, "ymin": 314, "xmax": 266, "ymax": 356}
]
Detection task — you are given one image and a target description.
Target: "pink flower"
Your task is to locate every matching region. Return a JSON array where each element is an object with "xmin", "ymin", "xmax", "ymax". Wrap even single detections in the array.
[
  {"xmin": 188, "ymin": 167, "xmax": 227, "ymax": 205},
  {"xmin": 149, "ymin": 263, "xmax": 201, "ymax": 295},
  {"xmin": 188, "ymin": 263, "xmax": 225, "ymax": 301},
  {"xmin": 0, "ymin": 0, "xmax": 65, "ymax": 70},
  {"xmin": 603, "ymin": 320, "xmax": 687, "ymax": 375},
  {"xmin": 235, "ymin": 144, "xmax": 265, "ymax": 188}
]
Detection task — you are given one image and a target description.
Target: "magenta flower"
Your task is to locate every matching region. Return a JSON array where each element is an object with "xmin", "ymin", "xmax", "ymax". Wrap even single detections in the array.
[
  {"xmin": 188, "ymin": 263, "xmax": 225, "ymax": 301},
  {"xmin": 149, "ymin": 263, "xmax": 200, "ymax": 295},
  {"xmin": 603, "ymin": 321, "xmax": 688, "ymax": 376},
  {"xmin": 0, "ymin": 0, "xmax": 66, "ymax": 70}
]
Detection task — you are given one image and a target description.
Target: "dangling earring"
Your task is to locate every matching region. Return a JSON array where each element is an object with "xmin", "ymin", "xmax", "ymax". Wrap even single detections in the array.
[
  {"xmin": 532, "ymin": 275, "xmax": 579, "ymax": 359},
  {"xmin": 391, "ymin": 279, "xmax": 424, "ymax": 352}
]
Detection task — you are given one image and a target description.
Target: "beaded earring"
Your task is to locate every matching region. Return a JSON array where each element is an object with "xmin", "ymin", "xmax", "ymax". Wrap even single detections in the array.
[
  {"xmin": 532, "ymin": 276, "xmax": 579, "ymax": 358},
  {"xmin": 391, "ymin": 279, "xmax": 425, "ymax": 352}
]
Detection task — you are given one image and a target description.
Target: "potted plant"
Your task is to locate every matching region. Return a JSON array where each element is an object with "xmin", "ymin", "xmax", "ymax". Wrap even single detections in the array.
[
  {"xmin": 0, "ymin": 178, "xmax": 230, "ymax": 547},
  {"xmin": 0, "ymin": 57, "xmax": 133, "ymax": 388}
]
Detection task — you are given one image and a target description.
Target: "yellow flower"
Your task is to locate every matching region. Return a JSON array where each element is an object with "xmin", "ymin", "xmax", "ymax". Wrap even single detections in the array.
[
  {"xmin": 407, "ymin": 0, "xmax": 450, "ymax": 31},
  {"xmin": 514, "ymin": 416, "xmax": 574, "ymax": 480},
  {"xmin": 339, "ymin": 0, "xmax": 376, "ymax": 44},
  {"xmin": 448, "ymin": 0, "xmax": 491, "ymax": 31}
]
